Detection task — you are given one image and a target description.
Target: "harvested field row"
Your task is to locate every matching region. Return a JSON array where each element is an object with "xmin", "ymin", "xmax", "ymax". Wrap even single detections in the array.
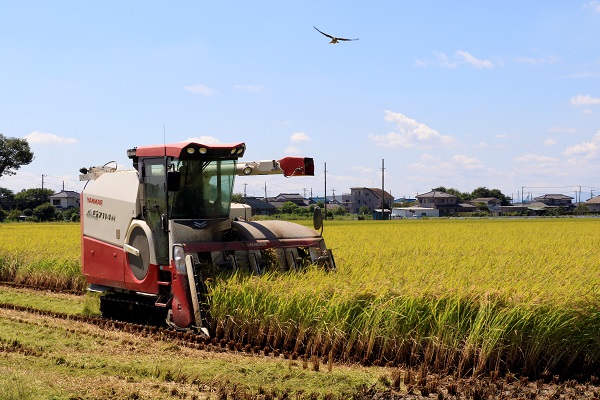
[{"xmin": 1, "ymin": 285, "xmax": 600, "ymax": 399}]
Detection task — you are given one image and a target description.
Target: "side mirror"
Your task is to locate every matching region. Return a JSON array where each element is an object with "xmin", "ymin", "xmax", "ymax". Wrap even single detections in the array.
[
  {"xmin": 313, "ymin": 207, "xmax": 323, "ymax": 232},
  {"xmin": 167, "ymin": 171, "xmax": 181, "ymax": 192}
]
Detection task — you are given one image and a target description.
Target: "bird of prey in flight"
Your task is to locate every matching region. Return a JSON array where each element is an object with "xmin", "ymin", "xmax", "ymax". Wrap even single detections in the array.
[{"xmin": 313, "ymin": 26, "xmax": 359, "ymax": 44}]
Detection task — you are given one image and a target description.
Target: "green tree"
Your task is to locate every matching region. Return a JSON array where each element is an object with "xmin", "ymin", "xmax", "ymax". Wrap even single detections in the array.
[
  {"xmin": 14, "ymin": 188, "xmax": 55, "ymax": 210},
  {"xmin": 0, "ymin": 187, "xmax": 15, "ymax": 209},
  {"xmin": 231, "ymin": 193, "xmax": 244, "ymax": 203},
  {"xmin": 7, "ymin": 209, "xmax": 22, "ymax": 220},
  {"xmin": 574, "ymin": 204, "xmax": 589, "ymax": 215},
  {"xmin": 359, "ymin": 205, "xmax": 370, "ymax": 215},
  {"xmin": 0, "ymin": 134, "xmax": 34, "ymax": 177},
  {"xmin": 470, "ymin": 187, "xmax": 512, "ymax": 206},
  {"xmin": 431, "ymin": 186, "xmax": 470, "ymax": 202},
  {"xmin": 280, "ymin": 201, "xmax": 300, "ymax": 214},
  {"xmin": 56, "ymin": 207, "xmax": 80, "ymax": 222},
  {"xmin": 33, "ymin": 203, "xmax": 56, "ymax": 222},
  {"xmin": 332, "ymin": 206, "xmax": 347, "ymax": 216}
]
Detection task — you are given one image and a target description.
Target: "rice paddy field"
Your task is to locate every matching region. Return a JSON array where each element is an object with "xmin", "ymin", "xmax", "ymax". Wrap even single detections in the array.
[{"xmin": 1, "ymin": 218, "xmax": 600, "ymax": 379}]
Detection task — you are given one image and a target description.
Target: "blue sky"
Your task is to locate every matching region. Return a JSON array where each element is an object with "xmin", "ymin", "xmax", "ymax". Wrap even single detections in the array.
[{"xmin": 1, "ymin": 1, "xmax": 600, "ymax": 203}]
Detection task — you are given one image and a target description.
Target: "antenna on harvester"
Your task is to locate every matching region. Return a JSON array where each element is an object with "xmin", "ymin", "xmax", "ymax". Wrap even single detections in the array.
[{"xmin": 163, "ymin": 125, "xmax": 167, "ymax": 156}]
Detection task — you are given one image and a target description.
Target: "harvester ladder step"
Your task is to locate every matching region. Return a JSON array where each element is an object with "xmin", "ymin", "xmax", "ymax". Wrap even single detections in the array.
[{"xmin": 155, "ymin": 296, "xmax": 172, "ymax": 308}]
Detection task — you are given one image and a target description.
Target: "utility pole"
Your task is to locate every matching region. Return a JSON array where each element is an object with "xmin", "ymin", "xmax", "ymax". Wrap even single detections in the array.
[
  {"xmin": 264, "ymin": 182, "xmax": 267, "ymax": 201},
  {"xmin": 324, "ymin": 162, "xmax": 327, "ymax": 218},
  {"xmin": 381, "ymin": 159, "xmax": 385, "ymax": 212},
  {"xmin": 41, "ymin": 174, "xmax": 46, "ymax": 190},
  {"xmin": 243, "ymin": 183, "xmax": 247, "ymax": 197}
]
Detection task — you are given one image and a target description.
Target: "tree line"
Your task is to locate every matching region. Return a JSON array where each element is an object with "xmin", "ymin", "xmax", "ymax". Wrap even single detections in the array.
[{"xmin": 0, "ymin": 133, "xmax": 78, "ymax": 222}]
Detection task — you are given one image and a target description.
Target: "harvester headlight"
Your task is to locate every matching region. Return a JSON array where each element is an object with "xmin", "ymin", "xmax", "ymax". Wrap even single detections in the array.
[
  {"xmin": 236, "ymin": 146, "xmax": 245, "ymax": 155},
  {"xmin": 186, "ymin": 147, "xmax": 196, "ymax": 155},
  {"xmin": 173, "ymin": 245, "xmax": 187, "ymax": 275},
  {"xmin": 230, "ymin": 148, "xmax": 237, "ymax": 155},
  {"xmin": 199, "ymin": 147, "xmax": 208, "ymax": 154},
  {"xmin": 242, "ymin": 166, "xmax": 253, "ymax": 175}
]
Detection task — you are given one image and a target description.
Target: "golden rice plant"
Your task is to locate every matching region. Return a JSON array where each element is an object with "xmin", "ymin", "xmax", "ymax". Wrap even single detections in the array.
[
  {"xmin": 0, "ymin": 222, "xmax": 84, "ymax": 291},
  {"xmin": 209, "ymin": 218, "xmax": 600, "ymax": 377}
]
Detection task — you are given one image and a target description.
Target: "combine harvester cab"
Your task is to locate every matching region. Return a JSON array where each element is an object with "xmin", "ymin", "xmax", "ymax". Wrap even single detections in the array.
[{"xmin": 80, "ymin": 141, "xmax": 335, "ymax": 334}]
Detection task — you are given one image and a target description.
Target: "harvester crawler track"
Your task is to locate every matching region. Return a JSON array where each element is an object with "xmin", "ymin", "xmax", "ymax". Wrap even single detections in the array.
[{"xmin": 100, "ymin": 293, "xmax": 169, "ymax": 328}]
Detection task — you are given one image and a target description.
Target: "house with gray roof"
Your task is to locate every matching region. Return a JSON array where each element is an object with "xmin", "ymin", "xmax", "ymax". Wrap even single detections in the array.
[
  {"xmin": 346, "ymin": 187, "xmax": 393, "ymax": 214},
  {"xmin": 416, "ymin": 191, "xmax": 460, "ymax": 216},
  {"xmin": 241, "ymin": 197, "xmax": 278, "ymax": 216},
  {"xmin": 533, "ymin": 194, "xmax": 574, "ymax": 208},
  {"xmin": 49, "ymin": 190, "xmax": 80, "ymax": 210},
  {"xmin": 583, "ymin": 196, "xmax": 600, "ymax": 212}
]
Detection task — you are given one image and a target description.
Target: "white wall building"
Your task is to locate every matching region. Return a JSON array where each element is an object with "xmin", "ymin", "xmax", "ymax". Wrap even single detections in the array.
[{"xmin": 391, "ymin": 207, "xmax": 439, "ymax": 218}]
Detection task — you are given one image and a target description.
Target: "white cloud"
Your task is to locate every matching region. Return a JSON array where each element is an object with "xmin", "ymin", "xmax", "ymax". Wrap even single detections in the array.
[
  {"xmin": 406, "ymin": 154, "xmax": 484, "ymax": 181},
  {"xmin": 452, "ymin": 154, "xmax": 484, "ymax": 169},
  {"xmin": 544, "ymin": 138, "xmax": 557, "ymax": 146},
  {"xmin": 570, "ymin": 94, "xmax": 600, "ymax": 106},
  {"xmin": 547, "ymin": 126, "xmax": 577, "ymax": 134},
  {"xmin": 233, "ymin": 84, "xmax": 264, "ymax": 93},
  {"xmin": 514, "ymin": 55, "xmax": 559, "ymax": 65},
  {"xmin": 513, "ymin": 153, "xmax": 559, "ymax": 164},
  {"xmin": 583, "ymin": 1, "xmax": 600, "ymax": 13},
  {"xmin": 290, "ymin": 132, "xmax": 310, "ymax": 143},
  {"xmin": 24, "ymin": 131, "xmax": 77, "ymax": 144},
  {"xmin": 455, "ymin": 50, "xmax": 494, "ymax": 69},
  {"xmin": 181, "ymin": 136, "xmax": 221, "ymax": 144},
  {"xmin": 563, "ymin": 131, "xmax": 600, "ymax": 159},
  {"xmin": 368, "ymin": 110, "xmax": 455, "ymax": 148},
  {"xmin": 416, "ymin": 50, "xmax": 493, "ymax": 69},
  {"xmin": 285, "ymin": 146, "xmax": 301, "ymax": 154},
  {"xmin": 184, "ymin": 84, "xmax": 217, "ymax": 96},
  {"xmin": 433, "ymin": 51, "xmax": 458, "ymax": 68}
]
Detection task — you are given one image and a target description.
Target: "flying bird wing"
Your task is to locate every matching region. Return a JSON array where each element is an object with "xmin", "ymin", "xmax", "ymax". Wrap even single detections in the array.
[
  {"xmin": 313, "ymin": 26, "xmax": 334, "ymax": 39},
  {"xmin": 336, "ymin": 36, "xmax": 359, "ymax": 42},
  {"xmin": 313, "ymin": 26, "xmax": 359, "ymax": 43}
]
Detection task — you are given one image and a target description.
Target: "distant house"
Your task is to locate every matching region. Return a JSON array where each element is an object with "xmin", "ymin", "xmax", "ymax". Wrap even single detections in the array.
[
  {"xmin": 471, "ymin": 197, "xmax": 500, "ymax": 208},
  {"xmin": 534, "ymin": 194, "xmax": 574, "ymax": 208},
  {"xmin": 346, "ymin": 187, "xmax": 393, "ymax": 214},
  {"xmin": 49, "ymin": 190, "xmax": 80, "ymax": 210},
  {"xmin": 470, "ymin": 197, "xmax": 501, "ymax": 215},
  {"xmin": 265, "ymin": 193, "xmax": 313, "ymax": 212},
  {"xmin": 270, "ymin": 193, "xmax": 310, "ymax": 206},
  {"xmin": 498, "ymin": 204, "xmax": 529, "ymax": 215},
  {"xmin": 392, "ymin": 207, "xmax": 439, "ymax": 218},
  {"xmin": 241, "ymin": 197, "xmax": 278, "ymax": 216},
  {"xmin": 583, "ymin": 196, "xmax": 600, "ymax": 212},
  {"xmin": 416, "ymin": 191, "xmax": 459, "ymax": 216},
  {"xmin": 373, "ymin": 208, "xmax": 392, "ymax": 220}
]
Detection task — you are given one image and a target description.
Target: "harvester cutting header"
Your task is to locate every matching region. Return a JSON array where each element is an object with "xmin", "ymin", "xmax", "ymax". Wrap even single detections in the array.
[{"xmin": 80, "ymin": 141, "xmax": 335, "ymax": 335}]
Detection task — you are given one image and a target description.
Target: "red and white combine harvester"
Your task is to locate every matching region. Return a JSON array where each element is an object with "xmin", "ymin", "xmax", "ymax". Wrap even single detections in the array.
[{"xmin": 79, "ymin": 141, "xmax": 335, "ymax": 335}]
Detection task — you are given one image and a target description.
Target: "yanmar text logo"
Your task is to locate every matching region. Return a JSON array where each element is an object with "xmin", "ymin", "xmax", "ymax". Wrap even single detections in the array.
[
  {"xmin": 86, "ymin": 209, "xmax": 116, "ymax": 222},
  {"xmin": 87, "ymin": 197, "xmax": 103, "ymax": 206}
]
